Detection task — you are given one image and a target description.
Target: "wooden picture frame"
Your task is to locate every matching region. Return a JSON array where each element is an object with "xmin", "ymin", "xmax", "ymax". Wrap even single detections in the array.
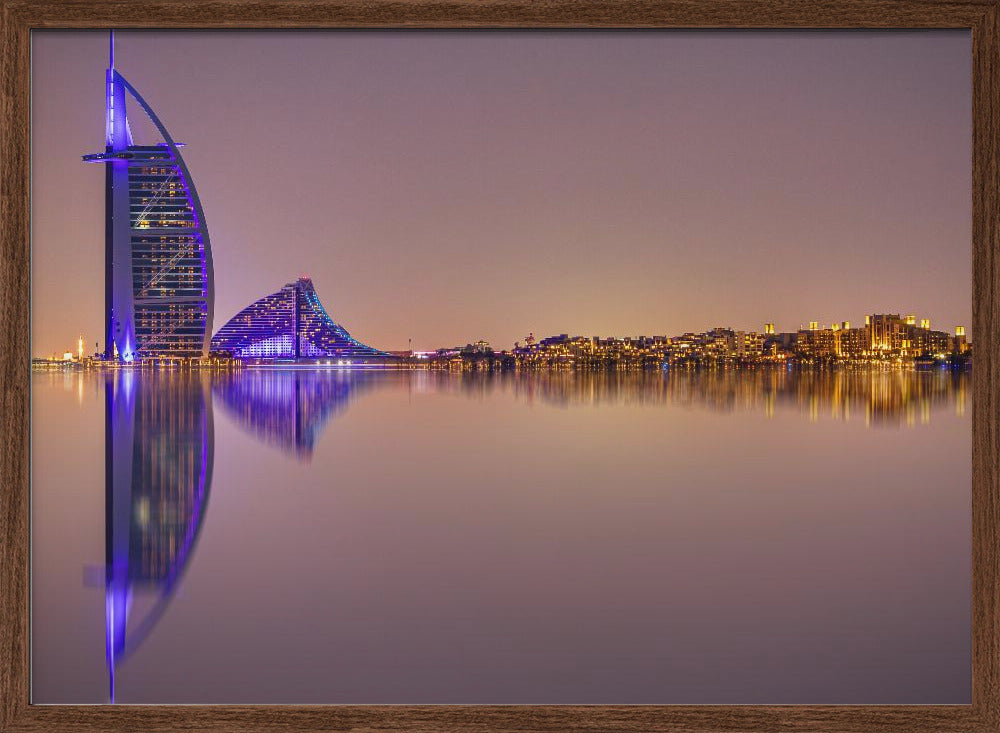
[{"xmin": 2, "ymin": 1, "xmax": 998, "ymax": 731}]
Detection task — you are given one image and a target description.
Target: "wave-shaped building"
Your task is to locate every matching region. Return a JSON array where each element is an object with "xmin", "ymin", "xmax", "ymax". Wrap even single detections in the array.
[
  {"xmin": 84, "ymin": 34, "xmax": 214, "ymax": 361},
  {"xmin": 211, "ymin": 277, "xmax": 389, "ymax": 361}
]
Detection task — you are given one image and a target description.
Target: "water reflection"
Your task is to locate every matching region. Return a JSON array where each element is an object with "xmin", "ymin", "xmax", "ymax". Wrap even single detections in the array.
[
  {"xmin": 458, "ymin": 367, "xmax": 971, "ymax": 428},
  {"xmin": 93, "ymin": 365, "xmax": 967, "ymax": 701},
  {"xmin": 211, "ymin": 369, "xmax": 386, "ymax": 459},
  {"xmin": 213, "ymin": 368, "xmax": 968, "ymax": 460},
  {"xmin": 103, "ymin": 371, "xmax": 213, "ymax": 703}
]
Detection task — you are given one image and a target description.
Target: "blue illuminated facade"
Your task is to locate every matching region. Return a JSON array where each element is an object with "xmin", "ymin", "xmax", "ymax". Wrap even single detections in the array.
[
  {"xmin": 211, "ymin": 277, "xmax": 389, "ymax": 360},
  {"xmin": 84, "ymin": 33, "xmax": 214, "ymax": 361}
]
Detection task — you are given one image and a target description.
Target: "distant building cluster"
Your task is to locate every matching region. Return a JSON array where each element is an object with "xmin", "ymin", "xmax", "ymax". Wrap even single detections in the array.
[{"xmin": 425, "ymin": 313, "xmax": 970, "ymax": 370}]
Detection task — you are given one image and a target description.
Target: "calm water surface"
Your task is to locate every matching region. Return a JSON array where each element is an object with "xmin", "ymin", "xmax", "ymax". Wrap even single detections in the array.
[{"xmin": 32, "ymin": 368, "xmax": 971, "ymax": 704}]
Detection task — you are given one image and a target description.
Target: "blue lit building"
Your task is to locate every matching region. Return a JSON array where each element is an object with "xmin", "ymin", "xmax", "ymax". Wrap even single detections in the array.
[
  {"xmin": 84, "ymin": 34, "xmax": 214, "ymax": 361},
  {"xmin": 211, "ymin": 277, "xmax": 390, "ymax": 360}
]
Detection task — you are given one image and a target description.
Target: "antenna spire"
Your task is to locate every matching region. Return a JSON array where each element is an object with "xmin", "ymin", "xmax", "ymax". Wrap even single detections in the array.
[{"xmin": 109, "ymin": 29, "xmax": 114, "ymax": 70}]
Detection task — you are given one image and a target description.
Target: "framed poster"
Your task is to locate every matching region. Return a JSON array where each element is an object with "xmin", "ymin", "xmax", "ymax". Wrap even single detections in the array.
[{"xmin": 3, "ymin": 2, "xmax": 999, "ymax": 732}]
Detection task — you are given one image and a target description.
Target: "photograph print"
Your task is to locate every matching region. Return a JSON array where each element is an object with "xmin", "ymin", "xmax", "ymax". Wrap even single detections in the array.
[{"xmin": 31, "ymin": 29, "xmax": 971, "ymax": 704}]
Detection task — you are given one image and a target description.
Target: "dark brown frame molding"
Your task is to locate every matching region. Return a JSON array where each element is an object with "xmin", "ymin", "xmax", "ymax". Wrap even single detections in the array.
[{"xmin": 2, "ymin": 1, "xmax": 999, "ymax": 731}]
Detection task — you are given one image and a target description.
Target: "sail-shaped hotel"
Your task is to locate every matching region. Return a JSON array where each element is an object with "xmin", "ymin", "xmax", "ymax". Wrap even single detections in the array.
[{"xmin": 84, "ymin": 34, "xmax": 214, "ymax": 361}]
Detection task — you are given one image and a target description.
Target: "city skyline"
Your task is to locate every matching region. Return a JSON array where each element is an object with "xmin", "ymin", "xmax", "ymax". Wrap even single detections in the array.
[
  {"xmin": 32, "ymin": 30, "xmax": 971, "ymax": 357},
  {"xmin": 33, "ymin": 303, "xmax": 972, "ymax": 361}
]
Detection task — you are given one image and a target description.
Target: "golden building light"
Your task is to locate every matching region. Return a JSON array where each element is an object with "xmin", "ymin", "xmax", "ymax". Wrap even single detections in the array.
[
  {"xmin": 842, "ymin": 321, "xmax": 850, "ymax": 330},
  {"xmin": 78, "ymin": 335, "xmax": 84, "ymax": 361},
  {"xmin": 809, "ymin": 321, "xmax": 819, "ymax": 331},
  {"xmin": 764, "ymin": 323, "xmax": 775, "ymax": 335},
  {"xmin": 905, "ymin": 314, "xmax": 916, "ymax": 326},
  {"xmin": 920, "ymin": 318, "xmax": 930, "ymax": 330},
  {"xmin": 956, "ymin": 326, "xmax": 966, "ymax": 337}
]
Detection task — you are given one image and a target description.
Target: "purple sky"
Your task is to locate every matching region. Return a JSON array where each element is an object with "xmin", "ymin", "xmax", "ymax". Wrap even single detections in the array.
[{"xmin": 31, "ymin": 30, "xmax": 971, "ymax": 356}]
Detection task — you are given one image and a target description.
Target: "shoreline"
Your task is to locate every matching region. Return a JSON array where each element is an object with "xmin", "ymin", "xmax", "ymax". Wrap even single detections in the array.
[{"xmin": 31, "ymin": 359, "xmax": 972, "ymax": 373}]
